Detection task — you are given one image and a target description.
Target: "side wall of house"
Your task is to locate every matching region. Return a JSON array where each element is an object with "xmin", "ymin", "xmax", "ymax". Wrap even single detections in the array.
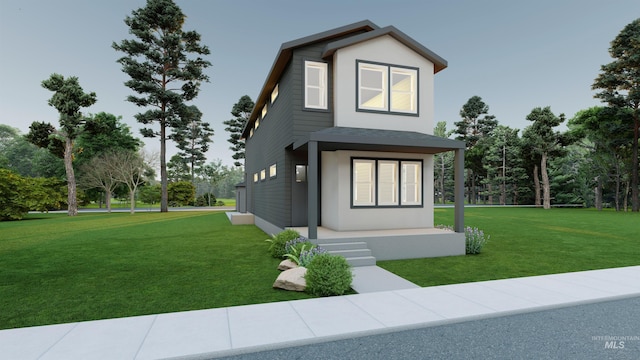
[
  {"xmin": 245, "ymin": 61, "xmax": 295, "ymax": 228},
  {"xmin": 333, "ymin": 35, "xmax": 435, "ymax": 135},
  {"xmin": 321, "ymin": 150, "xmax": 434, "ymax": 231}
]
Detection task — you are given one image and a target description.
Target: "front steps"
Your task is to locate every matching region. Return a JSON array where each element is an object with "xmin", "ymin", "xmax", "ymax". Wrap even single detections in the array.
[{"xmin": 317, "ymin": 240, "xmax": 377, "ymax": 267}]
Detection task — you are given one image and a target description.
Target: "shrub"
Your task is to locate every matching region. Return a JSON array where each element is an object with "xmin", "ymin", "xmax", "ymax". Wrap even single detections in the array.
[
  {"xmin": 465, "ymin": 226, "xmax": 489, "ymax": 254},
  {"xmin": 266, "ymin": 229, "xmax": 301, "ymax": 259},
  {"xmin": 285, "ymin": 241, "xmax": 327, "ymax": 267},
  {"xmin": 305, "ymin": 253, "xmax": 352, "ymax": 296},
  {"xmin": 437, "ymin": 224, "xmax": 489, "ymax": 254}
]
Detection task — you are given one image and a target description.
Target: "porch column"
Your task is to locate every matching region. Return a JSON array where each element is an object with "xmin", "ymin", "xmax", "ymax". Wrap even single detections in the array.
[
  {"xmin": 454, "ymin": 148, "xmax": 465, "ymax": 233},
  {"xmin": 308, "ymin": 141, "xmax": 318, "ymax": 240}
]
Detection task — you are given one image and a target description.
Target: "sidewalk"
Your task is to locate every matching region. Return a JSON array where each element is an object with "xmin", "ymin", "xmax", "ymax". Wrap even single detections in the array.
[{"xmin": 1, "ymin": 266, "xmax": 639, "ymax": 360}]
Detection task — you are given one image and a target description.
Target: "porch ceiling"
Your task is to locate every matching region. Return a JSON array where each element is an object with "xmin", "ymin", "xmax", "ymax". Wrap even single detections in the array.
[{"xmin": 293, "ymin": 127, "xmax": 465, "ymax": 154}]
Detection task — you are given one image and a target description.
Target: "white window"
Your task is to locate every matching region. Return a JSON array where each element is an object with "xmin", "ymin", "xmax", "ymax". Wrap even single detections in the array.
[
  {"xmin": 261, "ymin": 104, "xmax": 267, "ymax": 119},
  {"xmin": 271, "ymin": 84, "xmax": 279, "ymax": 103},
  {"xmin": 357, "ymin": 61, "xmax": 418, "ymax": 115},
  {"xmin": 391, "ymin": 68, "xmax": 417, "ymax": 113},
  {"xmin": 353, "ymin": 159, "xmax": 375, "ymax": 206},
  {"xmin": 377, "ymin": 160, "xmax": 398, "ymax": 205},
  {"xmin": 249, "ymin": 128, "xmax": 254, "ymax": 138},
  {"xmin": 260, "ymin": 169, "xmax": 266, "ymax": 181},
  {"xmin": 305, "ymin": 61, "xmax": 327, "ymax": 109},
  {"xmin": 401, "ymin": 161, "xmax": 421, "ymax": 205},
  {"xmin": 358, "ymin": 63, "xmax": 387, "ymax": 111},
  {"xmin": 254, "ymin": 118, "xmax": 260, "ymax": 130},
  {"xmin": 352, "ymin": 158, "xmax": 422, "ymax": 207},
  {"xmin": 253, "ymin": 173, "xmax": 258, "ymax": 183},
  {"xmin": 269, "ymin": 164, "xmax": 277, "ymax": 178}
]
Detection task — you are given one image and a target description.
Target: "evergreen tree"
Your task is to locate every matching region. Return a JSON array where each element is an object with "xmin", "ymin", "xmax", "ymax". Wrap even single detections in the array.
[
  {"xmin": 223, "ymin": 95, "xmax": 254, "ymax": 167},
  {"xmin": 113, "ymin": 0, "xmax": 211, "ymax": 212},
  {"xmin": 26, "ymin": 74, "xmax": 97, "ymax": 216},
  {"xmin": 592, "ymin": 18, "xmax": 640, "ymax": 212},
  {"xmin": 172, "ymin": 105, "xmax": 214, "ymax": 182},
  {"xmin": 454, "ymin": 96, "xmax": 498, "ymax": 203}
]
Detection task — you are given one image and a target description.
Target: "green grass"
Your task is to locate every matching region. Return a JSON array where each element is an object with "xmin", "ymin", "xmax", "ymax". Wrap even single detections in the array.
[
  {"xmin": 2, "ymin": 208, "xmax": 639, "ymax": 330},
  {"xmin": 0, "ymin": 212, "xmax": 310, "ymax": 330},
  {"xmin": 379, "ymin": 207, "xmax": 640, "ymax": 286}
]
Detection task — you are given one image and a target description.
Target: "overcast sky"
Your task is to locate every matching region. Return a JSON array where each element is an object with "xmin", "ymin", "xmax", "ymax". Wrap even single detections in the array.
[{"xmin": 1, "ymin": 0, "xmax": 638, "ymax": 167}]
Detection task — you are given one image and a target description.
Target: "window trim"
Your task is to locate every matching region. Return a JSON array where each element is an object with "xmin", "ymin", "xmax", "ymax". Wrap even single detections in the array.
[
  {"xmin": 351, "ymin": 157, "xmax": 423, "ymax": 208},
  {"xmin": 356, "ymin": 60, "xmax": 419, "ymax": 116},
  {"xmin": 260, "ymin": 169, "xmax": 266, "ymax": 181},
  {"xmin": 269, "ymin": 163, "xmax": 277, "ymax": 178},
  {"xmin": 304, "ymin": 60, "xmax": 328, "ymax": 110},
  {"xmin": 271, "ymin": 84, "xmax": 279, "ymax": 104}
]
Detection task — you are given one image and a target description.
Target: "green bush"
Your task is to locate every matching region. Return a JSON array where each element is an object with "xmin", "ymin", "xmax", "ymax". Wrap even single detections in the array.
[
  {"xmin": 305, "ymin": 253, "xmax": 353, "ymax": 296},
  {"xmin": 266, "ymin": 229, "xmax": 301, "ymax": 259}
]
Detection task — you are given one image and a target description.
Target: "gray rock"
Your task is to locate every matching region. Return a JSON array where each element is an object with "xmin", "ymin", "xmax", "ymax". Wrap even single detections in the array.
[{"xmin": 278, "ymin": 259, "xmax": 298, "ymax": 271}]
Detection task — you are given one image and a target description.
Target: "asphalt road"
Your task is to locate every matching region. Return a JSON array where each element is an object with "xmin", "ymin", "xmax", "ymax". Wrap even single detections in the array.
[{"xmin": 211, "ymin": 296, "xmax": 640, "ymax": 360}]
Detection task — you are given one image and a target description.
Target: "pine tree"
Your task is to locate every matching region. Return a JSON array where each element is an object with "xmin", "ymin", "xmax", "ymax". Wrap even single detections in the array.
[
  {"xmin": 223, "ymin": 95, "xmax": 254, "ymax": 167},
  {"xmin": 113, "ymin": 0, "xmax": 211, "ymax": 212}
]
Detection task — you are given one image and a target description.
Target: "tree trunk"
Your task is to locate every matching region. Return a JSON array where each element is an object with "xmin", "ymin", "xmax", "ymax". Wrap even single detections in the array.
[
  {"xmin": 64, "ymin": 137, "xmax": 78, "ymax": 216},
  {"xmin": 541, "ymin": 152, "xmax": 551, "ymax": 209},
  {"xmin": 160, "ymin": 119, "xmax": 168, "ymax": 212},
  {"xmin": 106, "ymin": 191, "xmax": 112, "ymax": 213},
  {"xmin": 533, "ymin": 164, "xmax": 541, "ymax": 207},
  {"xmin": 129, "ymin": 188, "xmax": 136, "ymax": 214},
  {"xmin": 631, "ymin": 113, "xmax": 639, "ymax": 212},
  {"xmin": 471, "ymin": 172, "xmax": 477, "ymax": 204},
  {"xmin": 440, "ymin": 158, "xmax": 446, "ymax": 204},
  {"xmin": 466, "ymin": 168, "xmax": 472, "ymax": 204},
  {"xmin": 624, "ymin": 180, "xmax": 630, "ymax": 212},
  {"xmin": 487, "ymin": 182, "xmax": 493, "ymax": 205},
  {"xmin": 595, "ymin": 176, "xmax": 602, "ymax": 211}
]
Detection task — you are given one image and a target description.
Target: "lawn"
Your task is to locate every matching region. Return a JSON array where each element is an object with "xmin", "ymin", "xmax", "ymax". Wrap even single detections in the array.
[
  {"xmin": 379, "ymin": 207, "xmax": 640, "ymax": 286},
  {"xmin": 0, "ymin": 211, "xmax": 309, "ymax": 330},
  {"xmin": 1, "ymin": 207, "xmax": 638, "ymax": 330}
]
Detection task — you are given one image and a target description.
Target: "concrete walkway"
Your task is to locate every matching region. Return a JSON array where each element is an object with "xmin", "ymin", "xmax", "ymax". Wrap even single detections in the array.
[{"xmin": 1, "ymin": 266, "xmax": 639, "ymax": 360}]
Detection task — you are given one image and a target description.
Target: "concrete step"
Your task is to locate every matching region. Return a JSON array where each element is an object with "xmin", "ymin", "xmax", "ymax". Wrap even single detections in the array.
[
  {"xmin": 327, "ymin": 248, "xmax": 372, "ymax": 258},
  {"xmin": 345, "ymin": 256, "xmax": 377, "ymax": 267},
  {"xmin": 318, "ymin": 242, "xmax": 369, "ymax": 251}
]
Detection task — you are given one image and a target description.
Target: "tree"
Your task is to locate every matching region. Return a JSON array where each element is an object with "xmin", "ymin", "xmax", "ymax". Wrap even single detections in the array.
[
  {"xmin": 592, "ymin": 18, "xmax": 640, "ymax": 212},
  {"xmin": 223, "ymin": 95, "xmax": 254, "ymax": 166},
  {"xmin": 76, "ymin": 112, "xmax": 141, "ymax": 165},
  {"xmin": 482, "ymin": 125, "xmax": 526, "ymax": 205},
  {"xmin": 26, "ymin": 74, "xmax": 97, "ymax": 216},
  {"xmin": 523, "ymin": 107, "xmax": 568, "ymax": 209},
  {"xmin": 109, "ymin": 150, "xmax": 152, "ymax": 214},
  {"xmin": 113, "ymin": 0, "xmax": 211, "ymax": 212},
  {"xmin": 433, "ymin": 121, "xmax": 454, "ymax": 204},
  {"xmin": 78, "ymin": 152, "xmax": 121, "ymax": 212},
  {"xmin": 0, "ymin": 125, "xmax": 64, "ymax": 178},
  {"xmin": 0, "ymin": 169, "xmax": 66, "ymax": 221},
  {"xmin": 454, "ymin": 96, "xmax": 498, "ymax": 204},
  {"xmin": 569, "ymin": 106, "xmax": 634, "ymax": 210},
  {"xmin": 168, "ymin": 181, "xmax": 195, "ymax": 206},
  {"xmin": 172, "ymin": 105, "xmax": 214, "ymax": 182},
  {"xmin": 167, "ymin": 154, "xmax": 191, "ymax": 182}
]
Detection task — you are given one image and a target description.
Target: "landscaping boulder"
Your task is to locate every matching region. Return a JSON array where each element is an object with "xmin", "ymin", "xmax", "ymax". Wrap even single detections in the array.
[
  {"xmin": 278, "ymin": 259, "xmax": 298, "ymax": 271},
  {"xmin": 273, "ymin": 267, "xmax": 307, "ymax": 291}
]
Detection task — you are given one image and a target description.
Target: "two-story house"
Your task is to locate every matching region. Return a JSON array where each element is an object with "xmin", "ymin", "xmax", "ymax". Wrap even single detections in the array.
[{"xmin": 233, "ymin": 20, "xmax": 466, "ymax": 264}]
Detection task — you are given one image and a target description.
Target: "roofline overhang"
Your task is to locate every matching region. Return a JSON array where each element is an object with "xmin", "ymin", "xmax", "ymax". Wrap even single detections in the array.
[
  {"xmin": 241, "ymin": 20, "xmax": 379, "ymax": 139},
  {"xmin": 292, "ymin": 127, "xmax": 465, "ymax": 154},
  {"xmin": 321, "ymin": 25, "xmax": 447, "ymax": 74}
]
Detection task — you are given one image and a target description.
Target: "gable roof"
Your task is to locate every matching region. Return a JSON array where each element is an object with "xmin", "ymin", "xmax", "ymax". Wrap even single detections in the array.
[
  {"xmin": 322, "ymin": 25, "xmax": 447, "ymax": 73},
  {"xmin": 242, "ymin": 20, "xmax": 447, "ymax": 139}
]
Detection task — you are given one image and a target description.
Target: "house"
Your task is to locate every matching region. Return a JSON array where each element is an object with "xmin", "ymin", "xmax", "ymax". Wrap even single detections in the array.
[{"xmin": 231, "ymin": 20, "xmax": 466, "ymax": 264}]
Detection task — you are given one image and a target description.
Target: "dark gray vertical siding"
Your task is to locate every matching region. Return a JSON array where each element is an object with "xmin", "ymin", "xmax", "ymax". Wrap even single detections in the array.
[
  {"xmin": 245, "ymin": 60, "xmax": 294, "ymax": 228},
  {"xmin": 247, "ymin": 31, "xmax": 368, "ymax": 227},
  {"xmin": 291, "ymin": 44, "xmax": 334, "ymax": 143}
]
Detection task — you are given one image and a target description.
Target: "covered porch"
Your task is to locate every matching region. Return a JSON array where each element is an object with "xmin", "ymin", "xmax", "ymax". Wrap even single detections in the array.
[{"xmin": 293, "ymin": 127, "xmax": 466, "ymax": 240}]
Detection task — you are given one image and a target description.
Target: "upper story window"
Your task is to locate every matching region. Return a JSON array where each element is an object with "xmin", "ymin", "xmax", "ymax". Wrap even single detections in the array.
[
  {"xmin": 305, "ymin": 61, "xmax": 328, "ymax": 110},
  {"xmin": 357, "ymin": 61, "xmax": 418, "ymax": 115},
  {"xmin": 271, "ymin": 84, "xmax": 279, "ymax": 103},
  {"xmin": 261, "ymin": 104, "xmax": 267, "ymax": 119}
]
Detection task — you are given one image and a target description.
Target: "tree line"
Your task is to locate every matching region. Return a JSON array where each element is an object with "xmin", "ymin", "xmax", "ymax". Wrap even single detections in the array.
[{"xmin": 435, "ymin": 18, "xmax": 639, "ymax": 212}]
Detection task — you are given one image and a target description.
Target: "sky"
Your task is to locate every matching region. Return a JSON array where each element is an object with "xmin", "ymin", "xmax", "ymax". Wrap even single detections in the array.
[{"xmin": 1, "ymin": 0, "xmax": 638, "ymax": 167}]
